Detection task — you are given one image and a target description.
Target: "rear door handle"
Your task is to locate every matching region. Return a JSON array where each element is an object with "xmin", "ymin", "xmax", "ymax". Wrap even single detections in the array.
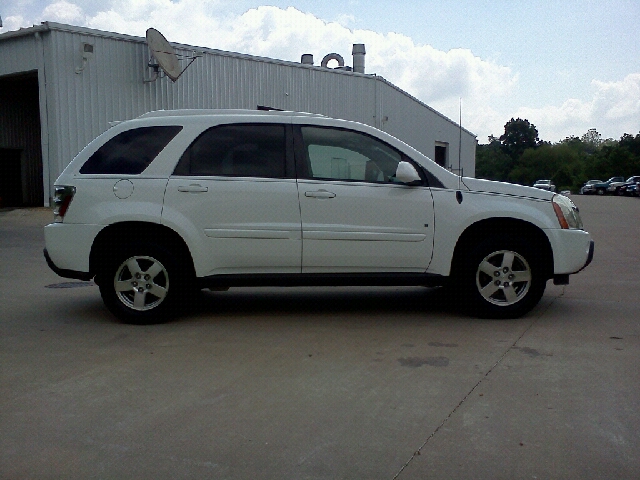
[
  {"xmin": 177, "ymin": 184, "xmax": 208, "ymax": 193},
  {"xmin": 305, "ymin": 190, "xmax": 336, "ymax": 199}
]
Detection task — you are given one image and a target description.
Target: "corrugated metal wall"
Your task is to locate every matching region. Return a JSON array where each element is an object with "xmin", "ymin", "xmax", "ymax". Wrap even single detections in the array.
[
  {"xmin": 0, "ymin": 33, "xmax": 40, "ymax": 74},
  {"xmin": 380, "ymin": 83, "xmax": 476, "ymax": 177},
  {"xmin": 0, "ymin": 23, "xmax": 476, "ymax": 205}
]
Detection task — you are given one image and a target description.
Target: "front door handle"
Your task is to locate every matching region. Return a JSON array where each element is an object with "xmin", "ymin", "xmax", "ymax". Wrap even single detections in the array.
[
  {"xmin": 177, "ymin": 184, "xmax": 208, "ymax": 193},
  {"xmin": 305, "ymin": 190, "xmax": 336, "ymax": 199}
]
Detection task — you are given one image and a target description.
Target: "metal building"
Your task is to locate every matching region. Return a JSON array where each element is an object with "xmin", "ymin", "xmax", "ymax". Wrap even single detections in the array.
[{"xmin": 0, "ymin": 22, "xmax": 477, "ymax": 207}]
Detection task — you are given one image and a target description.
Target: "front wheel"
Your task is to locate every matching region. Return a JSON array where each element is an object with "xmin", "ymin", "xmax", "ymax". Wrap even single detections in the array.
[
  {"xmin": 98, "ymin": 244, "xmax": 191, "ymax": 324},
  {"xmin": 459, "ymin": 238, "xmax": 547, "ymax": 319}
]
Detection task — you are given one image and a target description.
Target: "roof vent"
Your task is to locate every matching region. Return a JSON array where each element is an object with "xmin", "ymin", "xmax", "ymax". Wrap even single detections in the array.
[
  {"xmin": 321, "ymin": 53, "xmax": 345, "ymax": 68},
  {"xmin": 352, "ymin": 44, "xmax": 366, "ymax": 74},
  {"xmin": 301, "ymin": 54, "xmax": 314, "ymax": 65}
]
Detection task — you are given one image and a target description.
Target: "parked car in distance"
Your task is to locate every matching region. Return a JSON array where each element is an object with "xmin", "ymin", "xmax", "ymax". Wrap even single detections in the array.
[
  {"xmin": 618, "ymin": 176, "xmax": 640, "ymax": 196},
  {"xmin": 593, "ymin": 176, "xmax": 625, "ymax": 195},
  {"xmin": 43, "ymin": 109, "xmax": 594, "ymax": 324},
  {"xmin": 580, "ymin": 179, "xmax": 602, "ymax": 195},
  {"xmin": 533, "ymin": 179, "xmax": 556, "ymax": 192},
  {"xmin": 624, "ymin": 183, "xmax": 639, "ymax": 196}
]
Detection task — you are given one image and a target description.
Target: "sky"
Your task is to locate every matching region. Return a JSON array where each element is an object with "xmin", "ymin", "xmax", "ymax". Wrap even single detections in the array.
[{"xmin": 2, "ymin": 0, "xmax": 639, "ymax": 144}]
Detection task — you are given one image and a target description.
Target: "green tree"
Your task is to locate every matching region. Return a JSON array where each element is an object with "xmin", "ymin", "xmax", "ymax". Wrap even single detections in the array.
[
  {"xmin": 499, "ymin": 118, "xmax": 540, "ymax": 160},
  {"xmin": 475, "ymin": 117, "xmax": 640, "ymax": 191},
  {"xmin": 580, "ymin": 128, "xmax": 602, "ymax": 153},
  {"xmin": 476, "ymin": 138, "xmax": 512, "ymax": 181},
  {"xmin": 508, "ymin": 143, "xmax": 584, "ymax": 190},
  {"xmin": 584, "ymin": 132, "xmax": 640, "ymax": 180}
]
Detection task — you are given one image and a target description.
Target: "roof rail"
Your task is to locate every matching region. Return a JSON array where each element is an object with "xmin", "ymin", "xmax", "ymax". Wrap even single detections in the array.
[{"xmin": 138, "ymin": 109, "xmax": 326, "ymax": 119}]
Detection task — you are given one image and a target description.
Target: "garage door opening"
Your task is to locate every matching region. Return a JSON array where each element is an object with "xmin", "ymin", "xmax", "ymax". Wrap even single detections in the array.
[
  {"xmin": 0, "ymin": 72, "xmax": 43, "ymax": 207},
  {"xmin": 0, "ymin": 148, "xmax": 23, "ymax": 208}
]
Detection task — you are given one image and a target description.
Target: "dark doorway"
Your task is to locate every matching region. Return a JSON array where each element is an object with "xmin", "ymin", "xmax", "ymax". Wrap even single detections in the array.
[
  {"xmin": 434, "ymin": 143, "xmax": 447, "ymax": 168},
  {"xmin": 0, "ymin": 72, "xmax": 43, "ymax": 206},
  {"xmin": 0, "ymin": 149, "xmax": 23, "ymax": 208}
]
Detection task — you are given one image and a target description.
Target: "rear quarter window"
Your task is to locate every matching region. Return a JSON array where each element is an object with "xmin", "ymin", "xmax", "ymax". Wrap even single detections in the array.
[{"xmin": 79, "ymin": 126, "xmax": 183, "ymax": 175}]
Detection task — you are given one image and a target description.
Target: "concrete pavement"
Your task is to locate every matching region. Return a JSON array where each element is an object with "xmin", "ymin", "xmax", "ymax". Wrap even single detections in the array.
[{"xmin": 1, "ymin": 196, "xmax": 638, "ymax": 478}]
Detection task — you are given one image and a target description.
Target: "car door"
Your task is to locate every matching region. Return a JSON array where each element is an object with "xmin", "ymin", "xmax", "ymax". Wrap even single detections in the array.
[
  {"xmin": 295, "ymin": 125, "xmax": 434, "ymax": 273},
  {"xmin": 162, "ymin": 123, "xmax": 302, "ymax": 277}
]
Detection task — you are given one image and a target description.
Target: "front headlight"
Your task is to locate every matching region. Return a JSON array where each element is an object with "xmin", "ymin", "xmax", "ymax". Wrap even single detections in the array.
[{"xmin": 552, "ymin": 194, "xmax": 583, "ymax": 229}]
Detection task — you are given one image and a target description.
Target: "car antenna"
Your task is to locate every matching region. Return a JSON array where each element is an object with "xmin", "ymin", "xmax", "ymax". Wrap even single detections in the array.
[{"xmin": 458, "ymin": 97, "xmax": 462, "ymax": 190}]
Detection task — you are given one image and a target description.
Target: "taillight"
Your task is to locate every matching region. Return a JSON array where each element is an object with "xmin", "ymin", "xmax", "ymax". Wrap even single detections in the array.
[{"xmin": 53, "ymin": 185, "xmax": 76, "ymax": 222}]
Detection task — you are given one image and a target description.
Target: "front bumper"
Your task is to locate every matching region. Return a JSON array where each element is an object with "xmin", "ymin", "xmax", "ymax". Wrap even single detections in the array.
[
  {"xmin": 552, "ymin": 239, "xmax": 594, "ymax": 285},
  {"xmin": 577, "ymin": 239, "xmax": 595, "ymax": 273},
  {"xmin": 544, "ymin": 228, "xmax": 594, "ymax": 275}
]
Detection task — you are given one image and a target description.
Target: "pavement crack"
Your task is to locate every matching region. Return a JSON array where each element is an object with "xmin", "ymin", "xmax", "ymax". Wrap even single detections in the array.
[{"xmin": 391, "ymin": 294, "xmax": 559, "ymax": 479}]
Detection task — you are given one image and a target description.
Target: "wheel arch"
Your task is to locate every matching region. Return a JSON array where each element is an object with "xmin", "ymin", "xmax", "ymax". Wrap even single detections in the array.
[
  {"xmin": 89, "ymin": 221, "xmax": 195, "ymax": 281},
  {"xmin": 450, "ymin": 218, "xmax": 554, "ymax": 280}
]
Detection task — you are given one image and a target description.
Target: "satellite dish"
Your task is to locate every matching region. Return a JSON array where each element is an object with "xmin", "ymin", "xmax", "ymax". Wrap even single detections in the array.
[{"xmin": 146, "ymin": 28, "xmax": 183, "ymax": 82}]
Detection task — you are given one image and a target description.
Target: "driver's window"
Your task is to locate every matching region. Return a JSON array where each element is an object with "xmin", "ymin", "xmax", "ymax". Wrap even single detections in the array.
[{"xmin": 301, "ymin": 126, "xmax": 403, "ymax": 183}]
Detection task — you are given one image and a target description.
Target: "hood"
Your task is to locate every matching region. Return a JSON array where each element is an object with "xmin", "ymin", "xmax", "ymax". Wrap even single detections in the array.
[{"xmin": 460, "ymin": 177, "xmax": 554, "ymax": 200}]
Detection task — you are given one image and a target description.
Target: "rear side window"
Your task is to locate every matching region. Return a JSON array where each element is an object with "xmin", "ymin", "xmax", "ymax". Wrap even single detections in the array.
[
  {"xmin": 79, "ymin": 126, "xmax": 182, "ymax": 175},
  {"xmin": 173, "ymin": 124, "xmax": 286, "ymax": 178}
]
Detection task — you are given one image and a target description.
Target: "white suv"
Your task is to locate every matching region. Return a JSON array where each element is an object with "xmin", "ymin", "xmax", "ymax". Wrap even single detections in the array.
[{"xmin": 44, "ymin": 110, "xmax": 594, "ymax": 323}]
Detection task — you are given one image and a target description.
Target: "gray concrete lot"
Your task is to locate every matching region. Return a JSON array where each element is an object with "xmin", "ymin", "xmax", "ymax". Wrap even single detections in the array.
[{"xmin": 1, "ymin": 196, "xmax": 638, "ymax": 479}]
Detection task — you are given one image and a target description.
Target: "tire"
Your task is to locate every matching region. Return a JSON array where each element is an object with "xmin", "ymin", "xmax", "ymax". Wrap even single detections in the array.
[
  {"xmin": 458, "ymin": 237, "xmax": 547, "ymax": 319},
  {"xmin": 596, "ymin": 188, "xmax": 605, "ymax": 195},
  {"xmin": 98, "ymin": 243, "xmax": 192, "ymax": 324}
]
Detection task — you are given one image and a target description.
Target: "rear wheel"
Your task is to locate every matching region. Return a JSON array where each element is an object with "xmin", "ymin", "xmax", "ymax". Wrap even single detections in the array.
[
  {"xmin": 98, "ymin": 243, "xmax": 192, "ymax": 324},
  {"xmin": 459, "ymin": 238, "xmax": 547, "ymax": 318}
]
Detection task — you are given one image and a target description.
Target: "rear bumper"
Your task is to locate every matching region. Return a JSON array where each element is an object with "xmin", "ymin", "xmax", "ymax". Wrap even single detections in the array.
[
  {"xmin": 44, "ymin": 222, "xmax": 102, "ymax": 273},
  {"xmin": 44, "ymin": 248, "xmax": 93, "ymax": 281}
]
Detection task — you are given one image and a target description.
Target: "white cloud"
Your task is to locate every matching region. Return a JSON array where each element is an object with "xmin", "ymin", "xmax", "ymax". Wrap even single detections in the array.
[
  {"xmin": 41, "ymin": 1, "xmax": 84, "ymax": 24},
  {"xmin": 514, "ymin": 74, "xmax": 640, "ymax": 142},
  {"xmin": 0, "ymin": 15, "xmax": 28, "ymax": 32},
  {"xmin": 333, "ymin": 13, "xmax": 356, "ymax": 28},
  {"xmin": 592, "ymin": 74, "xmax": 640, "ymax": 121}
]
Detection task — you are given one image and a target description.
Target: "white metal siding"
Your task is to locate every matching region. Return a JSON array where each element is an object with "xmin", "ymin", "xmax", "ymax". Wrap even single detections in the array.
[
  {"xmin": 379, "ymin": 82, "xmax": 476, "ymax": 177},
  {"xmin": 0, "ymin": 34, "xmax": 40, "ymax": 75}
]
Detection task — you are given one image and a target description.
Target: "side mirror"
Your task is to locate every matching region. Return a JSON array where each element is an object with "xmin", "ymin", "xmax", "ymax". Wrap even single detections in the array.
[{"xmin": 395, "ymin": 161, "xmax": 422, "ymax": 184}]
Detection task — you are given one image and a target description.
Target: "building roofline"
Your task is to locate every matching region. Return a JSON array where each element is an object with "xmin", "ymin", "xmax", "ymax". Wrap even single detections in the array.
[
  {"xmin": 0, "ymin": 23, "xmax": 49, "ymax": 41},
  {"xmin": 1, "ymin": 21, "xmax": 475, "ymax": 137},
  {"xmin": 373, "ymin": 76, "xmax": 476, "ymax": 138}
]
